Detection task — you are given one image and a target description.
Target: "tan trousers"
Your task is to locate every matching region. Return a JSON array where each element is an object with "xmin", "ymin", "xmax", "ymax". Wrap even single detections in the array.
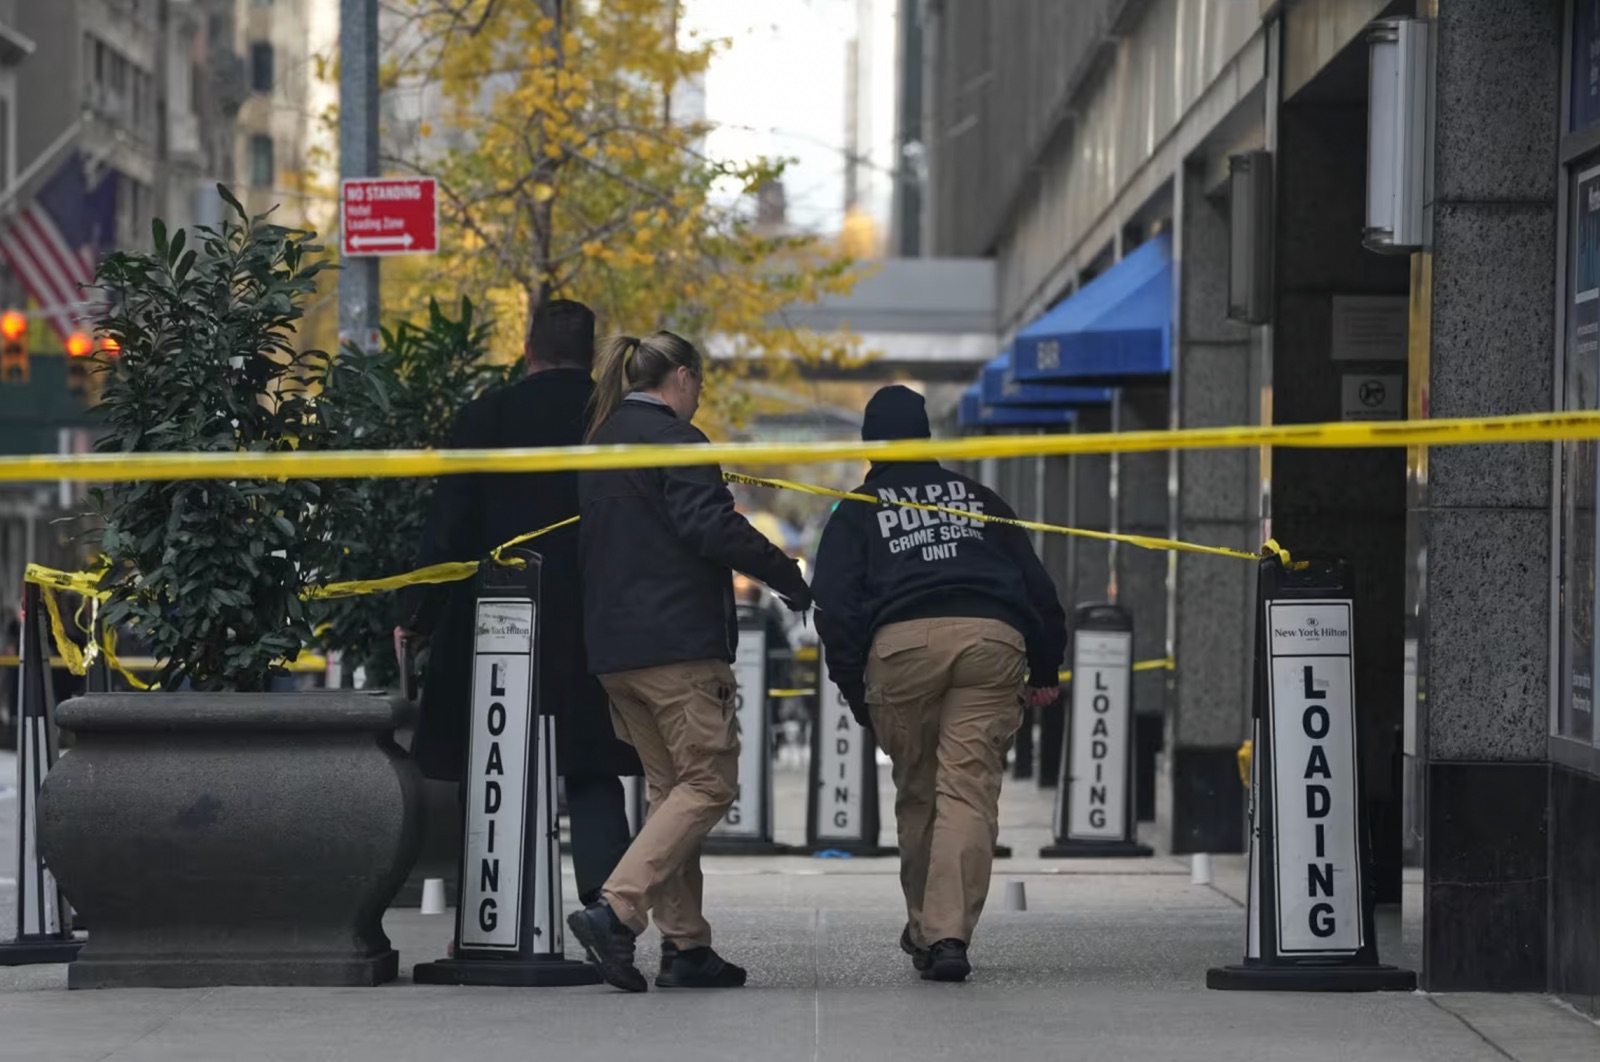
[
  {"xmin": 866, "ymin": 617, "xmax": 1027, "ymax": 947},
  {"xmin": 598, "ymin": 659, "xmax": 739, "ymax": 949}
]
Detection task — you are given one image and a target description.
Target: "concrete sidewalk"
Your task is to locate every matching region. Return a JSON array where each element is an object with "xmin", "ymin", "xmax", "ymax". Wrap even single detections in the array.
[{"xmin": 2, "ymin": 757, "xmax": 1598, "ymax": 1061}]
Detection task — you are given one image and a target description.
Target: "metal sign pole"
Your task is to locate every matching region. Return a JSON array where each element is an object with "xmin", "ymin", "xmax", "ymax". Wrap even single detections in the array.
[
  {"xmin": 1042, "ymin": 604, "xmax": 1152, "ymax": 858},
  {"xmin": 0, "ymin": 581, "xmax": 81, "ymax": 965},
  {"xmin": 1207, "ymin": 556, "xmax": 1414, "ymax": 991},
  {"xmin": 413, "ymin": 549, "xmax": 598, "ymax": 987}
]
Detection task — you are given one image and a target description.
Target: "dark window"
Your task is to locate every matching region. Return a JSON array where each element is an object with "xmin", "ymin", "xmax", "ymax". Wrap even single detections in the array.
[
  {"xmin": 249, "ymin": 134, "xmax": 274, "ymax": 187},
  {"xmin": 1575, "ymin": 0, "xmax": 1600, "ymax": 132},
  {"xmin": 250, "ymin": 43, "xmax": 274, "ymax": 94}
]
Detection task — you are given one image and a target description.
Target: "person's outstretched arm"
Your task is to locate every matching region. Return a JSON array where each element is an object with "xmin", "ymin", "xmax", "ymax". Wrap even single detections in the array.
[{"xmin": 657, "ymin": 425, "xmax": 810, "ymax": 605}]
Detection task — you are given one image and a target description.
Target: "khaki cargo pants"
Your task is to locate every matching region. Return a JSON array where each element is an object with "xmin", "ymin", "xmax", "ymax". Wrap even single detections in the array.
[
  {"xmin": 598, "ymin": 659, "xmax": 739, "ymax": 949},
  {"xmin": 866, "ymin": 617, "xmax": 1027, "ymax": 947}
]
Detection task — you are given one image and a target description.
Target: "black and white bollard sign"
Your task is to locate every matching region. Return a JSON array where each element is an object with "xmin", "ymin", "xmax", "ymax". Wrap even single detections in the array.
[
  {"xmin": 414, "ymin": 550, "xmax": 599, "ymax": 987},
  {"xmin": 1042, "ymin": 604, "xmax": 1152, "ymax": 858},
  {"xmin": 803, "ymin": 683, "xmax": 892, "ymax": 856},
  {"xmin": 705, "ymin": 614, "xmax": 785, "ymax": 854},
  {"xmin": 1207, "ymin": 556, "xmax": 1415, "ymax": 991},
  {"xmin": 0, "ymin": 581, "xmax": 81, "ymax": 966}
]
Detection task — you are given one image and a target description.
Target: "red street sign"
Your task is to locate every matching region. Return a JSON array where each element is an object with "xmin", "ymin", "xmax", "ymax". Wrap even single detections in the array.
[{"xmin": 340, "ymin": 177, "xmax": 438, "ymax": 256}]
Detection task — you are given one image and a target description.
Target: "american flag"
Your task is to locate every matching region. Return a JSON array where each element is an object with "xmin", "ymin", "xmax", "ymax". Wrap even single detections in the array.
[{"xmin": 0, "ymin": 153, "xmax": 117, "ymax": 348}]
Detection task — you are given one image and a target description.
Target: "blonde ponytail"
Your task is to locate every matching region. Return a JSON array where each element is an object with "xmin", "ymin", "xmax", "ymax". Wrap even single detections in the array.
[
  {"xmin": 585, "ymin": 331, "xmax": 705, "ymax": 442},
  {"xmin": 587, "ymin": 335, "xmax": 641, "ymax": 442}
]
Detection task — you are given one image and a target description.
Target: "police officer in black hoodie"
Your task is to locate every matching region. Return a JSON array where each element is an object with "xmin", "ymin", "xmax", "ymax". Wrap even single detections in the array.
[
  {"xmin": 812, "ymin": 385, "xmax": 1067, "ymax": 983},
  {"xmin": 567, "ymin": 331, "xmax": 811, "ymax": 993}
]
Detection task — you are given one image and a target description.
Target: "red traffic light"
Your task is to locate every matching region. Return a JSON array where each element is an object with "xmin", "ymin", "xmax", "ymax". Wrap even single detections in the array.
[
  {"xmin": 0, "ymin": 311, "xmax": 25, "ymax": 340},
  {"xmin": 66, "ymin": 332, "xmax": 92, "ymax": 358},
  {"xmin": 100, "ymin": 337, "xmax": 121, "ymax": 356}
]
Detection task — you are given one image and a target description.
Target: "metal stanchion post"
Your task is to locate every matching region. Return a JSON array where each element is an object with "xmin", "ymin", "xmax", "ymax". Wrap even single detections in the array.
[
  {"xmin": 413, "ymin": 549, "xmax": 599, "ymax": 987},
  {"xmin": 1042, "ymin": 604, "xmax": 1152, "ymax": 857},
  {"xmin": 0, "ymin": 582, "xmax": 81, "ymax": 965},
  {"xmin": 1206, "ymin": 556, "xmax": 1415, "ymax": 991}
]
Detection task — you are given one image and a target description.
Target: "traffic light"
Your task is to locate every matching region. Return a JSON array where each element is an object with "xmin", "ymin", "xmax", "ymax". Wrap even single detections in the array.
[
  {"xmin": 1, "ymin": 311, "xmax": 27, "ymax": 384},
  {"xmin": 66, "ymin": 331, "xmax": 92, "ymax": 400}
]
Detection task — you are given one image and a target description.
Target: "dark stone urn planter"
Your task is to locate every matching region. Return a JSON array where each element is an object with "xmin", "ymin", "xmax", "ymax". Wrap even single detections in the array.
[{"xmin": 37, "ymin": 691, "xmax": 424, "ymax": 989}]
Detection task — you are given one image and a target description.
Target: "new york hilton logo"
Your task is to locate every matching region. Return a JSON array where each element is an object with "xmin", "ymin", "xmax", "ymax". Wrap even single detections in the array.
[
  {"xmin": 1274, "ymin": 617, "xmax": 1351, "ymax": 641},
  {"xmin": 477, "ymin": 616, "xmax": 531, "ymax": 640}
]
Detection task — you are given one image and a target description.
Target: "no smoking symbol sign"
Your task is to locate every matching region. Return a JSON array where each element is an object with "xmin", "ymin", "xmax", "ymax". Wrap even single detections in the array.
[{"xmin": 1358, "ymin": 379, "xmax": 1386, "ymax": 407}]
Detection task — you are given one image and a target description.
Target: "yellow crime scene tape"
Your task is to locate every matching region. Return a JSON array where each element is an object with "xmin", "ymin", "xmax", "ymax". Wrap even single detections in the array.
[
  {"xmin": 306, "ymin": 517, "xmax": 579, "ymax": 600},
  {"xmin": 0, "ymin": 408, "xmax": 1597, "ymax": 483},
  {"xmin": 17, "ymin": 433, "xmax": 1306, "ymax": 687},
  {"xmin": 0, "ymin": 654, "xmax": 326, "ymax": 673},
  {"xmin": 724, "ymin": 471, "xmax": 1263, "ymax": 562},
  {"xmin": 21, "ymin": 560, "xmax": 330, "ymax": 690}
]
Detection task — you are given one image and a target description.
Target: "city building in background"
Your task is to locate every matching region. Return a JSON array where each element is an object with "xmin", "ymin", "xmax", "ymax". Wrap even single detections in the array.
[
  {"xmin": 0, "ymin": 0, "xmax": 31, "ymax": 220},
  {"xmin": 0, "ymin": 0, "xmax": 335, "ymax": 597},
  {"xmin": 230, "ymin": 0, "xmax": 329, "ymax": 228},
  {"xmin": 842, "ymin": 0, "xmax": 924, "ymax": 258},
  {"xmin": 927, "ymin": 0, "xmax": 1599, "ymax": 1004}
]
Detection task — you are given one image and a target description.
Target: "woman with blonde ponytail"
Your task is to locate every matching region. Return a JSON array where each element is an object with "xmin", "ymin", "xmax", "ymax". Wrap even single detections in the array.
[
  {"xmin": 569, "ymin": 330, "xmax": 811, "ymax": 993},
  {"xmin": 584, "ymin": 335, "xmax": 647, "ymax": 443}
]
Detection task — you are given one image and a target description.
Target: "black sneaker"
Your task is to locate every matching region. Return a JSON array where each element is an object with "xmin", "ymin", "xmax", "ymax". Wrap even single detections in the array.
[
  {"xmin": 566, "ymin": 903, "xmax": 648, "ymax": 993},
  {"xmin": 922, "ymin": 939, "xmax": 970, "ymax": 983},
  {"xmin": 656, "ymin": 945, "xmax": 747, "ymax": 988},
  {"xmin": 899, "ymin": 926, "xmax": 931, "ymax": 972}
]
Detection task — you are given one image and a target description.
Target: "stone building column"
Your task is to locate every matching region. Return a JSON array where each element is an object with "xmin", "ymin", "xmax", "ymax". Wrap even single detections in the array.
[
  {"xmin": 1163, "ymin": 162, "xmax": 1258, "ymax": 854},
  {"xmin": 1417, "ymin": 0, "xmax": 1559, "ymax": 991}
]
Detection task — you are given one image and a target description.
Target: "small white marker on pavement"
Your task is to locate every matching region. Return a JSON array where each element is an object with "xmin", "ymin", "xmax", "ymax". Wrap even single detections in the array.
[
  {"xmin": 420, "ymin": 877, "xmax": 446, "ymax": 915},
  {"xmin": 1005, "ymin": 880, "xmax": 1027, "ymax": 912},
  {"xmin": 1190, "ymin": 853, "xmax": 1213, "ymax": 885}
]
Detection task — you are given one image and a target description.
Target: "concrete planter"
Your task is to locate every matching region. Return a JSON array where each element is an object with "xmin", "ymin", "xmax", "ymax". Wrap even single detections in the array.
[
  {"xmin": 392, "ymin": 725, "xmax": 463, "ymax": 908},
  {"xmin": 37, "ymin": 691, "xmax": 424, "ymax": 989}
]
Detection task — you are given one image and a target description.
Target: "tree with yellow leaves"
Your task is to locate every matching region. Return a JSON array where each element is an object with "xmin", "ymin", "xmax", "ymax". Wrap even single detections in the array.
[{"xmin": 380, "ymin": 0, "xmax": 863, "ymax": 431}]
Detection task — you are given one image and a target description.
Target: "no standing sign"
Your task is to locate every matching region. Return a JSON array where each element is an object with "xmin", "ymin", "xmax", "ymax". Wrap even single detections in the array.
[{"xmin": 341, "ymin": 177, "xmax": 439, "ymax": 256}]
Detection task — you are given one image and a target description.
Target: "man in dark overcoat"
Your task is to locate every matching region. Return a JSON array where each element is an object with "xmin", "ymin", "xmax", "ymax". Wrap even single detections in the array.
[{"xmin": 396, "ymin": 299, "xmax": 642, "ymax": 906}]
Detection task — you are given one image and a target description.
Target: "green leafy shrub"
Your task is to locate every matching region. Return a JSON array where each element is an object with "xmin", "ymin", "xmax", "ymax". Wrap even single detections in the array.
[
  {"xmin": 89, "ymin": 189, "xmax": 351, "ymax": 692},
  {"xmin": 316, "ymin": 297, "xmax": 515, "ymax": 687}
]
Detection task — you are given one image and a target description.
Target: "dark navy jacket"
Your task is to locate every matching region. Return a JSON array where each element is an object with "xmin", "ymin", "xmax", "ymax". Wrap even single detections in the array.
[
  {"xmin": 578, "ymin": 398, "xmax": 808, "ymax": 675},
  {"xmin": 812, "ymin": 461, "xmax": 1067, "ymax": 720}
]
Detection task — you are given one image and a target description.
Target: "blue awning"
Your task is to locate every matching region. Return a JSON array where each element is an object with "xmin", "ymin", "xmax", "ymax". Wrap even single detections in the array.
[
  {"xmin": 1013, "ymin": 233, "xmax": 1172, "ymax": 384},
  {"xmin": 958, "ymin": 385, "xmax": 1077, "ymax": 430},
  {"xmin": 979, "ymin": 350, "xmax": 1114, "ymax": 406}
]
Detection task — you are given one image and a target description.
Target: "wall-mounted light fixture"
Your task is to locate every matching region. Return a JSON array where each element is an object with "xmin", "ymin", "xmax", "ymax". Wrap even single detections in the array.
[
  {"xmin": 1228, "ymin": 150, "xmax": 1273, "ymax": 324},
  {"xmin": 1365, "ymin": 18, "xmax": 1432, "ymax": 254}
]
